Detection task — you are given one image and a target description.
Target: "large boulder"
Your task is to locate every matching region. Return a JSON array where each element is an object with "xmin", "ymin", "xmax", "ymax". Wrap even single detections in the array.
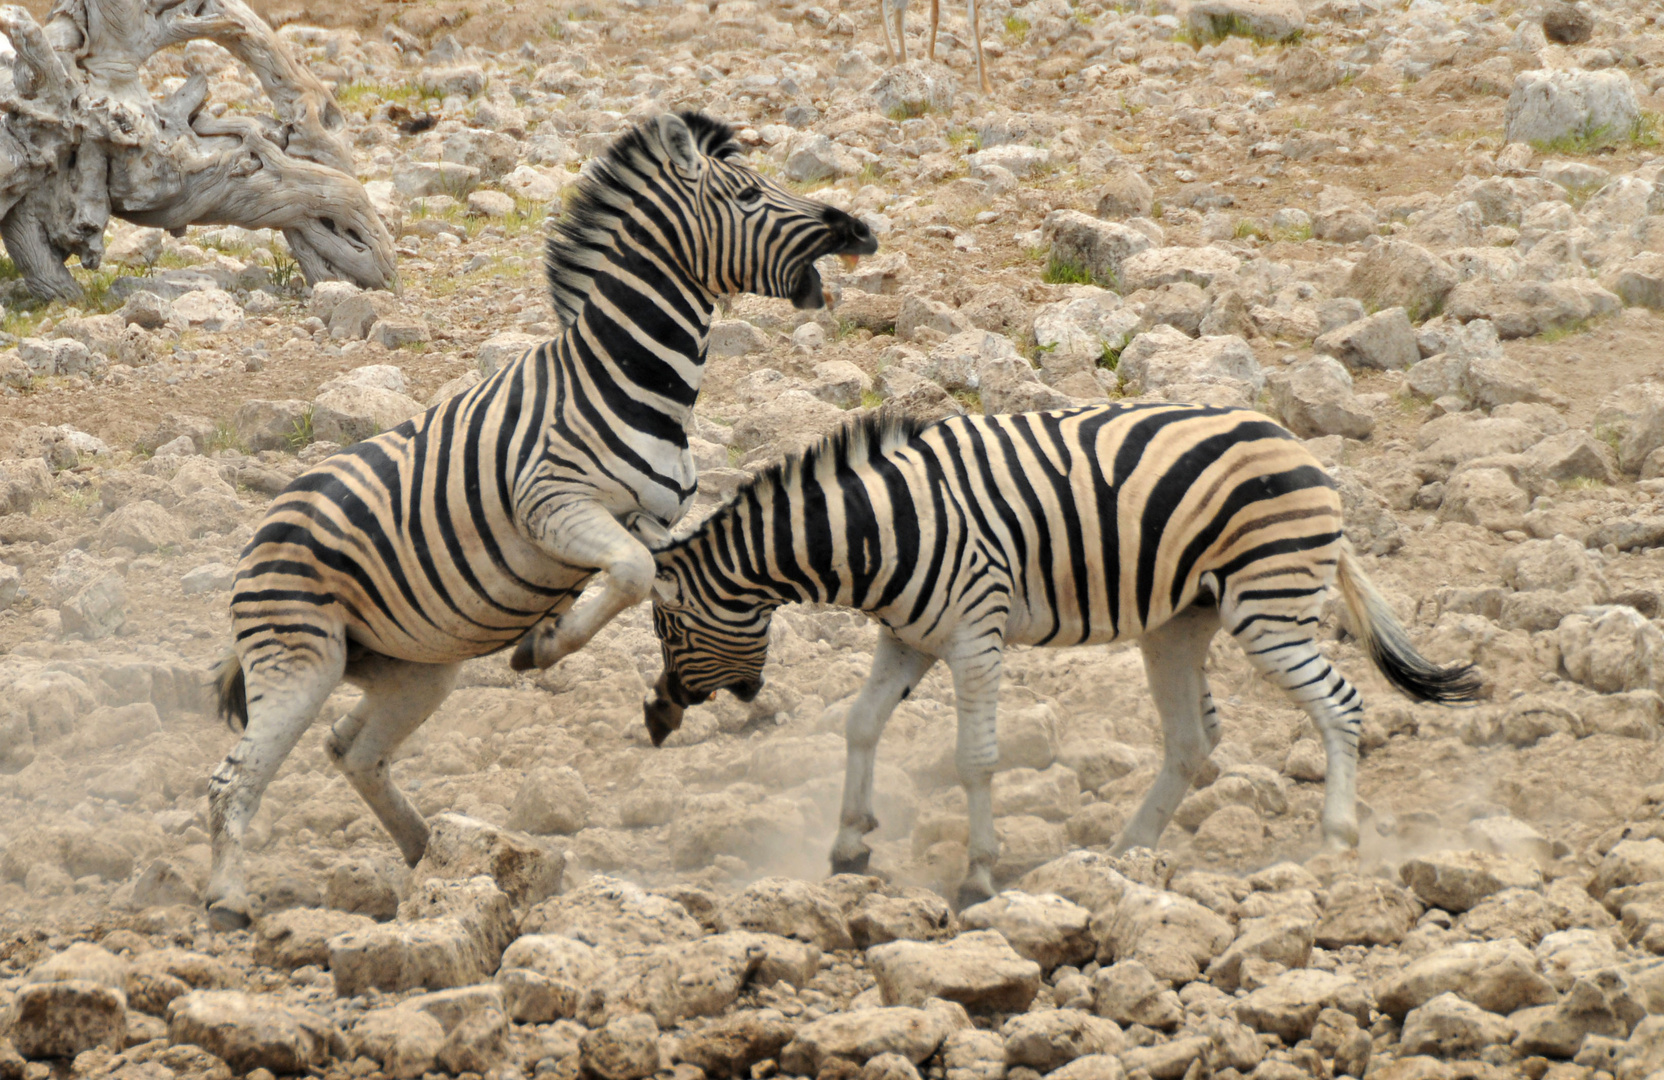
[
  {"xmin": 1117, "ymin": 328, "xmax": 1263, "ymax": 406},
  {"xmin": 1345, "ymin": 241, "xmax": 1457, "ymax": 323},
  {"xmin": 411, "ymin": 812, "xmax": 564, "ymax": 909},
  {"xmin": 958, "ymin": 892, "xmax": 1094, "ymax": 970},
  {"xmin": 1400, "ymin": 850, "xmax": 1544, "ymax": 914},
  {"xmin": 1091, "ymin": 885, "xmax": 1234, "ymax": 984},
  {"xmin": 166, "ymin": 991, "xmax": 345, "ymax": 1074},
  {"xmin": 1376, "ymin": 939, "xmax": 1558, "ymax": 1018},
  {"xmin": 1042, "ymin": 210, "xmax": 1153, "ymax": 288},
  {"xmin": 718, "ymin": 877, "xmax": 853, "ymax": 951},
  {"xmin": 1268, "ymin": 357, "xmax": 1374, "ymax": 439},
  {"xmin": 867, "ymin": 930, "xmax": 1043, "ymax": 1013},
  {"xmin": 780, "ymin": 1005, "xmax": 962, "ymax": 1073},
  {"xmin": 1504, "ymin": 69, "xmax": 1641, "ymax": 148},
  {"xmin": 1188, "ymin": 0, "xmax": 1304, "ymax": 42}
]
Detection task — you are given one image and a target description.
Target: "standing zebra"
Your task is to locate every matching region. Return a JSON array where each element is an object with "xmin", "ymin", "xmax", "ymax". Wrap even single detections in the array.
[
  {"xmin": 644, "ymin": 404, "xmax": 1480, "ymax": 907},
  {"xmin": 204, "ymin": 111, "xmax": 877, "ymax": 930}
]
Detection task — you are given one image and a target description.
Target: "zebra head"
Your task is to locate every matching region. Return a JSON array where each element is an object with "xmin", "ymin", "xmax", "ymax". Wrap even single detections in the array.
[
  {"xmin": 655, "ymin": 111, "xmax": 878, "ymax": 310},
  {"xmin": 643, "ymin": 555, "xmax": 776, "ymax": 747}
]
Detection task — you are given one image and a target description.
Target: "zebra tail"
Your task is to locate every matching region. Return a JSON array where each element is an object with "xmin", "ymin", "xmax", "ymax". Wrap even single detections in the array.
[
  {"xmin": 1336, "ymin": 545, "xmax": 1483, "ymax": 704},
  {"xmin": 213, "ymin": 653, "xmax": 249, "ymax": 733}
]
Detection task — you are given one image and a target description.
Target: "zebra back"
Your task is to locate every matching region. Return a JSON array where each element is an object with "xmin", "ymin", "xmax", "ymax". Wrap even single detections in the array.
[{"xmin": 651, "ymin": 404, "xmax": 1346, "ymax": 692}]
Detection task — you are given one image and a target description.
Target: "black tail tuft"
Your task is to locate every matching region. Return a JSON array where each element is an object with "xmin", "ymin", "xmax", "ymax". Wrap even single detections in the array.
[
  {"xmin": 1337, "ymin": 545, "xmax": 1483, "ymax": 706},
  {"xmin": 1368, "ymin": 628, "xmax": 1484, "ymax": 704},
  {"xmin": 213, "ymin": 654, "xmax": 248, "ymax": 733}
]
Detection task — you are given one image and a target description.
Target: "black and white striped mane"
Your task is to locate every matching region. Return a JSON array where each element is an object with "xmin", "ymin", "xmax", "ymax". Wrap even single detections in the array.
[
  {"xmin": 544, "ymin": 111, "xmax": 743, "ymax": 326},
  {"xmin": 662, "ymin": 411, "xmax": 925, "ymax": 552}
]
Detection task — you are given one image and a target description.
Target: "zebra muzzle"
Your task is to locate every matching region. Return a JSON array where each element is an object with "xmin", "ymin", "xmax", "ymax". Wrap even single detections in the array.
[{"xmin": 644, "ymin": 672, "xmax": 686, "ymax": 747}]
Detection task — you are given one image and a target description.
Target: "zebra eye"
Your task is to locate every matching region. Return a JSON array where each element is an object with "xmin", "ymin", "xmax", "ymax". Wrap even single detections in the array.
[{"xmin": 736, "ymin": 185, "xmax": 764, "ymax": 204}]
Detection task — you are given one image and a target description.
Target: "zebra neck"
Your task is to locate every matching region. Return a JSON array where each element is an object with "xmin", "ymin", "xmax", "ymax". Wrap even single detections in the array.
[
  {"xmin": 684, "ymin": 490, "xmax": 804, "ymax": 605},
  {"xmin": 556, "ymin": 253, "xmax": 719, "ymax": 426}
]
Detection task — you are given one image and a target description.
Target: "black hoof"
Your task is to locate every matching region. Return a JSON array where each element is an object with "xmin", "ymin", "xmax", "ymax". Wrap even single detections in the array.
[
  {"xmin": 954, "ymin": 884, "xmax": 993, "ymax": 913},
  {"xmin": 509, "ymin": 633, "xmax": 537, "ymax": 672},
  {"xmin": 830, "ymin": 850, "xmax": 871, "ymax": 876}
]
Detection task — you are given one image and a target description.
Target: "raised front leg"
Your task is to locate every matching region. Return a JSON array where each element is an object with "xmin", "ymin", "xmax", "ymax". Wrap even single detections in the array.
[
  {"xmin": 1114, "ymin": 604, "xmax": 1222, "ymax": 854},
  {"xmin": 512, "ymin": 502, "xmax": 659, "ymax": 671},
  {"xmin": 832, "ymin": 631, "xmax": 937, "ymax": 876},
  {"xmin": 947, "ymin": 630, "xmax": 1006, "ymax": 910}
]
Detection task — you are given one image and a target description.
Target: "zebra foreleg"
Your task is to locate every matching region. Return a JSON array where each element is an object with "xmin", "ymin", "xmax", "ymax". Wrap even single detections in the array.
[
  {"xmin": 513, "ymin": 505, "xmax": 657, "ymax": 671},
  {"xmin": 207, "ymin": 643, "xmax": 346, "ymax": 930},
  {"xmin": 948, "ymin": 633, "xmax": 1005, "ymax": 910},
  {"xmin": 330, "ymin": 656, "xmax": 460, "ymax": 867},
  {"xmin": 1114, "ymin": 605, "xmax": 1222, "ymax": 855},
  {"xmin": 832, "ymin": 631, "xmax": 937, "ymax": 876}
]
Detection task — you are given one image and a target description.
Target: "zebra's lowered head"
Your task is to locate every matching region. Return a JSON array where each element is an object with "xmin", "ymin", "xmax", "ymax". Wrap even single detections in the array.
[
  {"xmin": 545, "ymin": 110, "xmax": 878, "ymax": 328},
  {"xmin": 645, "ymin": 561, "xmax": 775, "ymax": 746}
]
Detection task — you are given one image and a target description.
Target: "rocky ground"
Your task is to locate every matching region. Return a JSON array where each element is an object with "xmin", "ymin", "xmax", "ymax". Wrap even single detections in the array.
[{"xmin": 7, "ymin": 0, "xmax": 1664, "ymax": 1077}]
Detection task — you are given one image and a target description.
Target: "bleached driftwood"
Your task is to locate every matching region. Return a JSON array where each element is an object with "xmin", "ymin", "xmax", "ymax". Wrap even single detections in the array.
[{"xmin": 0, "ymin": 0, "xmax": 395, "ymax": 302}]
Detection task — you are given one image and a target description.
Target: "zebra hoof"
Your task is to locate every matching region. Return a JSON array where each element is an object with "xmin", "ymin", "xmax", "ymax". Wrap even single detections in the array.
[
  {"xmin": 830, "ymin": 850, "xmax": 871, "ymax": 876},
  {"xmin": 954, "ymin": 882, "xmax": 993, "ymax": 913},
  {"xmin": 207, "ymin": 899, "xmax": 252, "ymax": 933}
]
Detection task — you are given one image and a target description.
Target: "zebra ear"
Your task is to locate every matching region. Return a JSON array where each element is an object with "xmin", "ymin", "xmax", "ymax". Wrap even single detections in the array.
[{"xmin": 656, "ymin": 113, "xmax": 703, "ymax": 179}]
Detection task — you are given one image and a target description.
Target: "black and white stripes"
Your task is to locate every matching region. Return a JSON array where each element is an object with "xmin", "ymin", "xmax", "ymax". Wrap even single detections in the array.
[
  {"xmin": 202, "ymin": 111, "xmax": 877, "ymax": 930},
  {"xmin": 645, "ymin": 404, "xmax": 1479, "ymax": 905}
]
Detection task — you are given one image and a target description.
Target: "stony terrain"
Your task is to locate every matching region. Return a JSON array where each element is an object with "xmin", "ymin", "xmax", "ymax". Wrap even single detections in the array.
[{"xmin": 7, "ymin": 0, "xmax": 1664, "ymax": 1078}]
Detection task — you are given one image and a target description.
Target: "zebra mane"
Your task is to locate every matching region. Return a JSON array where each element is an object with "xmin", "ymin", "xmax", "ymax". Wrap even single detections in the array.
[
  {"xmin": 662, "ymin": 410, "xmax": 925, "ymax": 554},
  {"xmin": 544, "ymin": 111, "xmax": 742, "ymax": 327}
]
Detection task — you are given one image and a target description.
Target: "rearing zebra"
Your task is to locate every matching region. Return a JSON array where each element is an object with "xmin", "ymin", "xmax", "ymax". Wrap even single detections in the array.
[
  {"xmin": 644, "ymin": 404, "xmax": 1479, "ymax": 907},
  {"xmin": 204, "ymin": 111, "xmax": 876, "ymax": 929}
]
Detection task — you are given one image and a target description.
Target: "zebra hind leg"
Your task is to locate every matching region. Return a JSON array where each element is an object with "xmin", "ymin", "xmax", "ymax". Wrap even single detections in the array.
[
  {"xmin": 1225, "ymin": 586, "xmax": 1364, "ymax": 849},
  {"xmin": 831, "ymin": 631, "xmax": 937, "ymax": 876},
  {"xmin": 1114, "ymin": 604, "xmax": 1222, "ymax": 854},
  {"xmin": 207, "ymin": 640, "xmax": 346, "ymax": 930},
  {"xmin": 330, "ymin": 655, "xmax": 462, "ymax": 867}
]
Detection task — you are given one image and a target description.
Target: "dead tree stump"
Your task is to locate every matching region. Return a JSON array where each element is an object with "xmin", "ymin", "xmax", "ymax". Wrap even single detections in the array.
[{"xmin": 0, "ymin": 0, "xmax": 397, "ymax": 302}]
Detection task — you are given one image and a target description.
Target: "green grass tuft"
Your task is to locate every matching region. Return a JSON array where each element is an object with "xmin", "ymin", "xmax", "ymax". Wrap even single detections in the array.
[
  {"xmin": 1099, "ymin": 334, "xmax": 1131, "ymax": 371},
  {"xmin": 287, "ymin": 408, "xmax": 315, "ymax": 452},
  {"xmin": 1042, "ymin": 256, "xmax": 1118, "ymax": 289},
  {"xmin": 1530, "ymin": 113, "xmax": 1660, "ymax": 157},
  {"xmin": 1540, "ymin": 316, "xmax": 1596, "ymax": 343},
  {"xmin": 1234, "ymin": 219, "xmax": 1269, "ymax": 241},
  {"xmin": 1004, "ymin": 15, "xmax": 1030, "ymax": 42},
  {"xmin": 952, "ymin": 389, "xmax": 983, "ymax": 413},
  {"xmin": 861, "ymin": 389, "xmax": 884, "ymax": 409}
]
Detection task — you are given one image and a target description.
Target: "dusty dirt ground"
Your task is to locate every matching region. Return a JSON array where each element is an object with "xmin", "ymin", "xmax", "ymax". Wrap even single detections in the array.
[{"xmin": 5, "ymin": 0, "xmax": 1664, "ymax": 1076}]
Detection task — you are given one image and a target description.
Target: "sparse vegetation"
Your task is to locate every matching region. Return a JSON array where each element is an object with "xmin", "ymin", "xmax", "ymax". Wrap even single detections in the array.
[
  {"xmin": 1042, "ymin": 256, "xmax": 1103, "ymax": 287},
  {"xmin": 287, "ymin": 408, "xmax": 315, "ymax": 451},
  {"xmin": 1530, "ymin": 113, "xmax": 1660, "ymax": 157},
  {"xmin": 269, "ymin": 243, "xmax": 302, "ymax": 291},
  {"xmin": 1234, "ymin": 219, "xmax": 1269, "ymax": 241},
  {"xmin": 1003, "ymin": 15, "xmax": 1030, "ymax": 43},
  {"xmin": 1540, "ymin": 316, "xmax": 1597, "ymax": 343},
  {"xmin": 208, "ymin": 422, "xmax": 247, "ymax": 455}
]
